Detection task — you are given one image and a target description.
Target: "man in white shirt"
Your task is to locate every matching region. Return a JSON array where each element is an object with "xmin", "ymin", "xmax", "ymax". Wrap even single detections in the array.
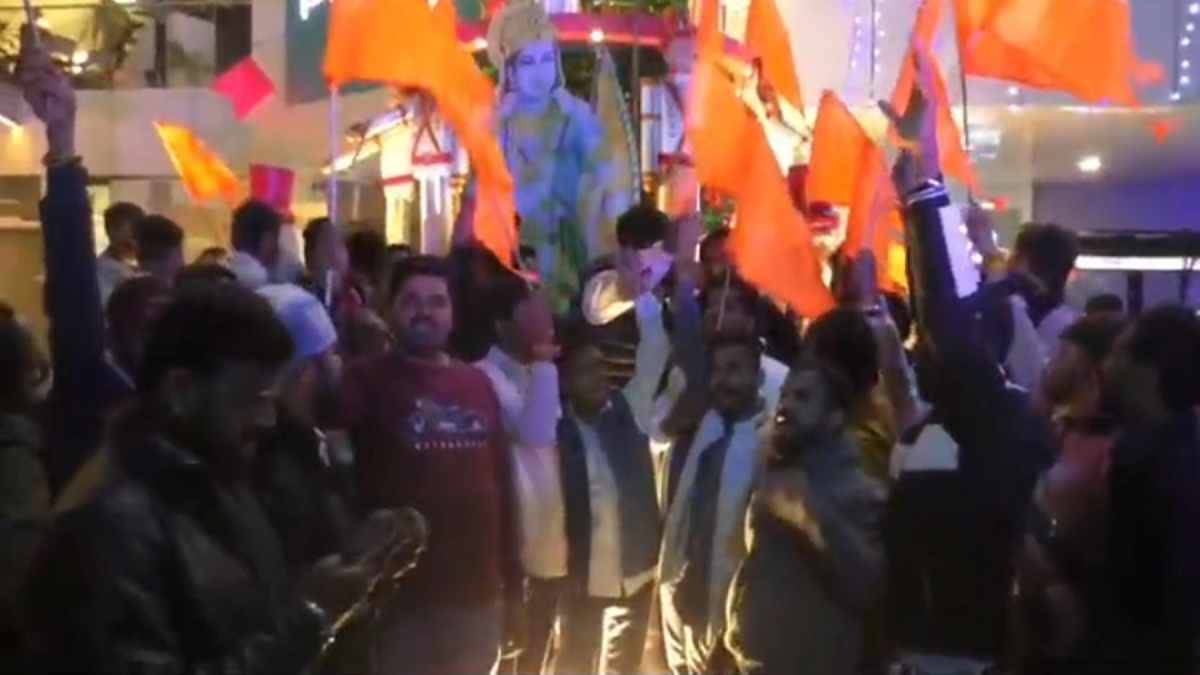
[
  {"xmin": 474, "ymin": 275, "xmax": 565, "ymax": 674},
  {"xmin": 555, "ymin": 241, "xmax": 703, "ymax": 674},
  {"xmin": 660, "ymin": 333, "xmax": 771, "ymax": 675},
  {"xmin": 228, "ymin": 200, "xmax": 282, "ymax": 290},
  {"xmin": 96, "ymin": 202, "xmax": 143, "ymax": 308}
]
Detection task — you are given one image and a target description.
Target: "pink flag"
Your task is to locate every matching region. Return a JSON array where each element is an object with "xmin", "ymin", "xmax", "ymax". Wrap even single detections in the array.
[{"xmin": 212, "ymin": 57, "xmax": 275, "ymax": 120}]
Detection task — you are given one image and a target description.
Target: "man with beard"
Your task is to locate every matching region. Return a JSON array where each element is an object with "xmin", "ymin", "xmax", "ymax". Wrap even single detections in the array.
[
  {"xmin": 338, "ymin": 255, "xmax": 519, "ymax": 674},
  {"xmin": 24, "ymin": 283, "xmax": 327, "ymax": 674},
  {"xmin": 726, "ymin": 357, "xmax": 886, "ymax": 675},
  {"xmin": 660, "ymin": 333, "xmax": 772, "ymax": 674}
]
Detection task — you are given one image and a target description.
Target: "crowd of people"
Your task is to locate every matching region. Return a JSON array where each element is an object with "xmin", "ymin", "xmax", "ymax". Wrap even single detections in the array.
[{"xmin": 3, "ymin": 22, "xmax": 1200, "ymax": 675}]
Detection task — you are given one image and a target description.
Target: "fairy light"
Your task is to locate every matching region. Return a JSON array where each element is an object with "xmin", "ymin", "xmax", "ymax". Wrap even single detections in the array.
[
  {"xmin": 1175, "ymin": 0, "xmax": 1194, "ymax": 102},
  {"xmin": 869, "ymin": 0, "xmax": 878, "ymax": 98}
]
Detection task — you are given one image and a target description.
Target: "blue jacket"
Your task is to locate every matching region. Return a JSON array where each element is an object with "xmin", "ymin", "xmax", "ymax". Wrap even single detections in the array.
[
  {"xmin": 38, "ymin": 161, "xmax": 133, "ymax": 493},
  {"xmin": 886, "ymin": 183, "xmax": 1055, "ymax": 660}
]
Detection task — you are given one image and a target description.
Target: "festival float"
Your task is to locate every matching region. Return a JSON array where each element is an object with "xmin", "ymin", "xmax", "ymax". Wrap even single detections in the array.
[{"xmin": 320, "ymin": 0, "xmax": 809, "ymax": 277}]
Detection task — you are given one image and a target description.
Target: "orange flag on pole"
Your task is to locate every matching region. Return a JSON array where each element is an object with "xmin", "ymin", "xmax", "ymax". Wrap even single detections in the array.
[
  {"xmin": 744, "ymin": 0, "xmax": 803, "ymax": 111},
  {"xmin": 689, "ymin": 0, "xmax": 833, "ymax": 317},
  {"xmin": 154, "ymin": 122, "xmax": 240, "ymax": 205},
  {"xmin": 892, "ymin": 0, "xmax": 978, "ymax": 192},
  {"xmin": 324, "ymin": 0, "xmax": 517, "ymax": 268},
  {"xmin": 323, "ymin": 0, "xmax": 439, "ymax": 89},
  {"xmin": 846, "ymin": 143, "xmax": 907, "ymax": 292},
  {"xmin": 955, "ymin": 0, "xmax": 1153, "ymax": 106},
  {"xmin": 806, "ymin": 91, "xmax": 871, "ymax": 206}
]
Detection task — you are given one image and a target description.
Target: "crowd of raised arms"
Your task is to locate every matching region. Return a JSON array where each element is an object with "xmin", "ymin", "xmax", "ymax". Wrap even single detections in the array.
[{"xmin": 3, "ymin": 20, "xmax": 1200, "ymax": 675}]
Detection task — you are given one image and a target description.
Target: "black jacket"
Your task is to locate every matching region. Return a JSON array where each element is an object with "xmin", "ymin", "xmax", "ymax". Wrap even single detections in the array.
[
  {"xmin": 886, "ymin": 184, "xmax": 1055, "ymax": 660},
  {"xmin": 23, "ymin": 407, "xmax": 326, "ymax": 675},
  {"xmin": 1105, "ymin": 412, "xmax": 1200, "ymax": 675}
]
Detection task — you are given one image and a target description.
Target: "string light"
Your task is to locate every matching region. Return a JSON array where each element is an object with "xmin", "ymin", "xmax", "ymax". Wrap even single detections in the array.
[{"xmin": 1176, "ymin": 0, "xmax": 1195, "ymax": 102}]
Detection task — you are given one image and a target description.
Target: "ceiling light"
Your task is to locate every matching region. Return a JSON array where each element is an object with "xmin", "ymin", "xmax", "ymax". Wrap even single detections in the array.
[
  {"xmin": 1183, "ymin": 74, "xmax": 1193, "ymax": 86},
  {"xmin": 1185, "ymin": 60, "xmax": 1193, "ymax": 69},
  {"xmin": 1007, "ymin": 86, "xmax": 1020, "ymax": 96},
  {"xmin": 878, "ymin": 30, "xmax": 886, "ymax": 38},
  {"xmin": 1191, "ymin": 2, "xmax": 1200, "ymax": 15},
  {"xmin": 1077, "ymin": 155, "xmax": 1103, "ymax": 174},
  {"xmin": 1188, "ymin": 22, "xmax": 1196, "ymax": 32},
  {"xmin": 854, "ymin": 16, "xmax": 863, "ymax": 24},
  {"xmin": 1185, "ymin": 37, "xmax": 1194, "ymax": 47},
  {"xmin": 1171, "ymin": 90, "xmax": 1183, "ymax": 101},
  {"xmin": 851, "ymin": 59, "xmax": 859, "ymax": 68}
]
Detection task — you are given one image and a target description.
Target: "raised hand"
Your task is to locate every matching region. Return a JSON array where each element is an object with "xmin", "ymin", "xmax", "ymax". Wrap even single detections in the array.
[
  {"xmin": 614, "ymin": 246, "xmax": 645, "ymax": 300},
  {"xmin": 514, "ymin": 290, "xmax": 559, "ymax": 362},
  {"xmin": 673, "ymin": 212, "xmax": 704, "ymax": 289},
  {"xmin": 879, "ymin": 48, "xmax": 940, "ymax": 195},
  {"xmin": 16, "ymin": 25, "xmax": 76, "ymax": 163}
]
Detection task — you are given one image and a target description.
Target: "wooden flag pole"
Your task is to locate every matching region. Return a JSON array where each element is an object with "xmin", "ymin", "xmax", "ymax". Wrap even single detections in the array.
[{"xmin": 953, "ymin": 16, "xmax": 974, "ymax": 201}]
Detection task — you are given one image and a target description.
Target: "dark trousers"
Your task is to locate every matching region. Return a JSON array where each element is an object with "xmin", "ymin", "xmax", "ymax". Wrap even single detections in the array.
[
  {"xmin": 513, "ymin": 576, "xmax": 568, "ymax": 675},
  {"xmin": 557, "ymin": 583, "xmax": 654, "ymax": 675}
]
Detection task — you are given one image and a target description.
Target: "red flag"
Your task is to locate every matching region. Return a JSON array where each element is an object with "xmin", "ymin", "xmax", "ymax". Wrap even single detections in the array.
[
  {"xmin": 955, "ymin": 0, "xmax": 1153, "ymax": 106},
  {"xmin": 325, "ymin": 0, "xmax": 516, "ymax": 268},
  {"xmin": 212, "ymin": 57, "xmax": 275, "ymax": 120},
  {"xmin": 893, "ymin": 0, "xmax": 978, "ymax": 192},
  {"xmin": 689, "ymin": 0, "xmax": 833, "ymax": 317},
  {"xmin": 154, "ymin": 122, "xmax": 240, "ymax": 205},
  {"xmin": 745, "ymin": 0, "xmax": 803, "ymax": 111},
  {"xmin": 806, "ymin": 91, "xmax": 871, "ymax": 206}
]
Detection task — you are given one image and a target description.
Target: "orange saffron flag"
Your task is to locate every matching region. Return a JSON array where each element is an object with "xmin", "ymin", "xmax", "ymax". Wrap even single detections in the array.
[
  {"xmin": 689, "ymin": 0, "xmax": 832, "ymax": 317},
  {"xmin": 893, "ymin": 0, "xmax": 978, "ymax": 192},
  {"xmin": 324, "ymin": 0, "xmax": 516, "ymax": 268},
  {"xmin": 154, "ymin": 122, "xmax": 240, "ymax": 205},
  {"xmin": 323, "ymin": 0, "xmax": 438, "ymax": 89},
  {"xmin": 806, "ymin": 91, "xmax": 871, "ymax": 206},
  {"xmin": 744, "ymin": 0, "xmax": 803, "ymax": 111},
  {"xmin": 847, "ymin": 143, "xmax": 907, "ymax": 293},
  {"xmin": 955, "ymin": 0, "xmax": 1152, "ymax": 106}
]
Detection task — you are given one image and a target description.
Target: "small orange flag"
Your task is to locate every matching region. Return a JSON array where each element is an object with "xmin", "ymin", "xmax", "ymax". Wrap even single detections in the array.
[
  {"xmin": 806, "ymin": 91, "xmax": 871, "ymax": 206},
  {"xmin": 846, "ymin": 143, "xmax": 906, "ymax": 293},
  {"xmin": 893, "ymin": 0, "xmax": 978, "ymax": 192},
  {"xmin": 324, "ymin": 0, "xmax": 517, "ymax": 268},
  {"xmin": 689, "ymin": 0, "xmax": 833, "ymax": 317},
  {"xmin": 745, "ymin": 0, "xmax": 803, "ymax": 111},
  {"xmin": 1150, "ymin": 117, "xmax": 1182, "ymax": 145},
  {"xmin": 154, "ymin": 122, "xmax": 240, "ymax": 205},
  {"xmin": 955, "ymin": 0, "xmax": 1153, "ymax": 106}
]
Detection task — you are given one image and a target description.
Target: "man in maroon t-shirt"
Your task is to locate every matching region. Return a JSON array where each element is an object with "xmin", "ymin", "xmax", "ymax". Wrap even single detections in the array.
[{"xmin": 339, "ymin": 255, "xmax": 519, "ymax": 674}]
